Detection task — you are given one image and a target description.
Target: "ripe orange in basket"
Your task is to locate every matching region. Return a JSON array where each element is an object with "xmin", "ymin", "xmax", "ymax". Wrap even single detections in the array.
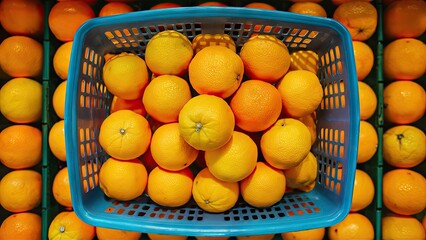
[
  {"xmin": 239, "ymin": 35, "xmax": 290, "ymax": 83},
  {"xmin": 149, "ymin": 2, "xmax": 182, "ymax": 9},
  {"xmin": 0, "ymin": 0, "xmax": 43, "ymax": 37},
  {"xmin": 0, "ymin": 212, "xmax": 41, "ymax": 240},
  {"xmin": 236, "ymin": 234, "xmax": 275, "ymax": 240},
  {"xmin": 192, "ymin": 33, "xmax": 236, "ymax": 54},
  {"xmin": 52, "ymin": 167, "xmax": 72, "ymax": 208},
  {"xmin": 0, "ymin": 77, "xmax": 42, "ymax": 124},
  {"xmin": 281, "ymin": 227, "xmax": 325, "ymax": 240},
  {"xmin": 382, "ymin": 214, "xmax": 426, "ymax": 240},
  {"xmin": 48, "ymin": 211, "xmax": 95, "ymax": 240},
  {"xmin": 277, "ymin": 70, "xmax": 323, "ymax": 118},
  {"xmin": 384, "ymin": 0, "xmax": 426, "ymax": 39},
  {"xmin": 147, "ymin": 233, "xmax": 188, "ymax": 240},
  {"xmin": 357, "ymin": 120, "xmax": 378, "ymax": 164},
  {"xmin": 48, "ymin": 120, "xmax": 67, "ymax": 161},
  {"xmin": 288, "ymin": 2, "xmax": 327, "ymax": 17},
  {"xmin": 350, "ymin": 169, "xmax": 375, "ymax": 212},
  {"xmin": 261, "ymin": 118, "xmax": 311, "ymax": 170},
  {"xmin": 383, "ymin": 81, "xmax": 425, "ymax": 124},
  {"xmin": 196, "ymin": 236, "xmax": 229, "ymax": 240},
  {"xmin": 0, "ymin": 124, "xmax": 42, "ymax": 169},
  {"xmin": 383, "ymin": 125, "xmax": 425, "ymax": 168},
  {"xmin": 145, "ymin": 30, "xmax": 193, "ymax": 76},
  {"xmin": 178, "ymin": 94, "xmax": 235, "ymax": 151},
  {"xmin": 331, "ymin": 0, "xmax": 372, "ymax": 5},
  {"xmin": 99, "ymin": 158, "xmax": 147, "ymax": 201},
  {"xmin": 147, "ymin": 166, "xmax": 193, "ymax": 207},
  {"xmin": 53, "ymin": 41, "xmax": 73, "ymax": 81},
  {"xmin": 383, "ymin": 169, "xmax": 426, "ymax": 216},
  {"xmin": 240, "ymin": 161, "xmax": 286, "ymax": 208},
  {"xmin": 59, "ymin": 0, "xmax": 98, "ymax": 4},
  {"xmin": 198, "ymin": 1, "xmax": 227, "ymax": 6},
  {"xmin": 0, "ymin": 170, "xmax": 41, "ymax": 212},
  {"xmin": 298, "ymin": 113, "xmax": 317, "ymax": 146},
  {"xmin": 110, "ymin": 95, "xmax": 146, "ymax": 116},
  {"xmin": 383, "ymin": 38, "xmax": 426, "ymax": 80},
  {"xmin": 99, "ymin": 110, "xmax": 151, "ymax": 160},
  {"xmin": 52, "ymin": 80, "xmax": 67, "ymax": 119},
  {"xmin": 352, "ymin": 41, "xmax": 374, "ymax": 81},
  {"xmin": 103, "ymin": 52, "xmax": 149, "ymax": 100},
  {"xmin": 283, "ymin": 152, "xmax": 317, "ymax": 190},
  {"xmin": 327, "ymin": 213, "xmax": 374, "ymax": 240},
  {"xmin": 0, "ymin": 36, "xmax": 42, "ymax": 78},
  {"xmin": 142, "ymin": 75, "xmax": 192, "ymax": 123},
  {"xmin": 192, "ymin": 167, "xmax": 239, "ymax": 213},
  {"xmin": 230, "ymin": 80, "xmax": 282, "ymax": 132},
  {"xmin": 98, "ymin": 2, "xmax": 133, "ymax": 17},
  {"xmin": 358, "ymin": 81, "xmax": 377, "ymax": 120},
  {"xmin": 423, "ymin": 214, "xmax": 426, "ymax": 233},
  {"xmin": 189, "ymin": 46, "xmax": 243, "ymax": 98},
  {"xmin": 243, "ymin": 2, "xmax": 276, "ymax": 10},
  {"xmin": 150, "ymin": 123, "xmax": 199, "ymax": 171},
  {"xmin": 333, "ymin": 1, "xmax": 377, "ymax": 41},
  {"xmin": 48, "ymin": 1, "xmax": 95, "ymax": 42},
  {"xmin": 289, "ymin": 50, "xmax": 319, "ymax": 74},
  {"xmin": 96, "ymin": 227, "xmax": 141, "ymax": 240}
]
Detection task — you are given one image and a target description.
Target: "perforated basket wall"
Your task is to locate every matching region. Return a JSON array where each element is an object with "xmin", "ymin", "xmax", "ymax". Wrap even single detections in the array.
[{"xmin": 65, "ymin": 7, "xmax": 359, "ymax": 237}]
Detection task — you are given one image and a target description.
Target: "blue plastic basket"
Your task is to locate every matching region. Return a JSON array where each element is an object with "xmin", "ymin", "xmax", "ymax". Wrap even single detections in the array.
[{"xmin": 65, "ymin": 7, "xmax": 359, "ymax": 237}]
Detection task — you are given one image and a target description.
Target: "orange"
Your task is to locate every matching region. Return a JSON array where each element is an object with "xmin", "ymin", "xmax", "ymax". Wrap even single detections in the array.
[
  {"xmin": 332, "ymin": 0, "xmax": 371, "ymax": 4},
  {"xmin": 357, "ymin": 120, "xmax": 378, "ymax": 163},
  {"xmin": 103, "ymin": 52, "xmax": 149, "ymax": 100},
  {"xmin": 333, "ymin": 1, "xmax": 378, "ymax": 41},
  {"xmin": 298, "ymin": 113, "xmax": 317, "ymax": 146},
  {"xmin": 145, "ymin": 30, "xmax": 193, "ymax": 76},
  {"xmin": 244, "ymin": 2, "xmax": 276, "ymax": 10},
  {"xmin": 205, "ymin": 131, "xmax": 257, "ymax": 182},
  {"xmin": 0, "ymin": 36, "xmax": 42, "ymax": 78},
  {"xmin": 350, "ymin": 169, "xmax": 375, "ymax": 212},
  {"xmin": 198, "ymin": 1, "xmax": 227, "ymax": 6},
  {"xmin": 150, "ymin": 2, "xmax": 182, "ymax": 9},
  {"xmin": 59, "ymin": 0, "xmax": 98, "ymax": 4},
  {"xmin": 383, "ymin": 125, "xmax": 425, "ymax": 168},
  {"xmin": 196, "ymin": 236, "xmax": 229, "ymax": 240},
  {"xmin": 239, "ymin": 35, "xmax": 290, "ymax": 83},
  {"xmin": 99, "ymin": 158, "xmax": 147, "ymax": 201},
  {"xmin": 281, "ymin": 228, "xmax": 325, "ymax": 240},
  {"xmin": 289, "ymin": 50, "xmax": 319, "ymax": 74},
  {"xmin": 48, "ymin": 1, "xmax": 95, "ymax": 42},
  {"xmin": 0, "ymin": 124, "xmax": 42, "ymax": 169},
  {"xmin": 52, "ymin": 80, "xmax": 67, "ymax": 119},
  {"xmin": 383, "ymin": 80, "xmax": 425, "ymax": 124},
  {"xmin": 0, "ymin": 169, "xmax": 41, "ymax": 212},
  {"xmin": 189, "ymin": 45, "xmax": 244, "ymax": 98},
  {"xmin": 178, "ymin": 94, "xmax": 235, "ymax": 151},
  {"xmin": 96, "ymin": 227, "xmax": 141, "ymax": 240},
  {"xmin": 261, "ymin": 118, "xmax": 311, "ymax": 170},
  {"xmin": 352, "ymin": 41, "xmax": 374, "ymax": 81},
  {"xmin": 52, "ymin": 167, "xmax": 72, "ymax": 208},
  {"xmin": 229, "ymin": 80, "xmax": 282, "ymax": 132},
  {"xmin": 192, "ymin": 33, "xmax": 236, "ymax": 54},
  {"xmin": 0, "ymin": 212, "xmax": 41, "ymax": 240},
  {"xmin": 277, "ymin": 70, "xmax": 323, "ymax": 118},
  {"xmin": 53, "ymin": 41, "xmax": 73, "ymax": 80},
  {"xmin": 383, "ymin": 169, "xmax": 426, "ymax": 215},
  {"xmin": 110, "ymin": 95, "xmax": 146, "ymax": 116},
  {"xmin": 48, "ymin": 120, "xmax": 67, "ymax": 162},
  {"xmin": 150, "ymin": 123, "xmax": 199, "ymax": 171},
  {"xmin": 358, "ymin": 81, "xmax": 377, "ymax": 120},
  {"xmin": 140, "ymin": 148, "xmax": 158, "ymax": 173},
  {"xmin": 98, "ymin": 2, "xmax": 133, "ymax": 17},
  {"xmin": 48, "ymin": 211, "xmax": 95, "ymax": 240},
  {"xmin": 328, "ymin": 213, "xmax": 374, "ymax": 240},
  {"xmin": 283, "ymin": 152, "xmax": 317, "ymax": 190},
  {"xmin": 147, "ymin": 166, "xmax": 193, "ymax": 207},
  {"xmin": 98, "ymin": 110, "xmax": 151, "ymax": 160},
  {"xmin": 0, "ymin": 0, "xmax": 43, "ymax": 37},
  {"xmin": 142, "ymin": 75, "xmax": 192, "ymax": 123},
  {"xmin": 383, "ymin": 38, "xmax": 426, "ymax": 80},
  {"xmin": 382, "ymin": 214, "xmax": 426, "ymax": 240},
  {"xmin": 240, "ymin": 161, "xmax": 286, "ymax": 208},
  {"xmin": 423, "ymin": 214, "xmax": 426, "ymax": 232},
  {"xmin": 236, "ymin": 234, "xmax": 275, "ymax": 240},
  {"xmin": 147, "ymin": 233, "xmax": 187, "ymax": 240},
  {"xmin": 192, "ymin": 167, "xmax": 239, "ymax": 213},
  {"xmin": 290, "ymin": 0, "xmax": 322, "ymax": 2},
  {"xmin": 288, "ymin": 2, "xmax": 327, "ymax": 17},
  {"xmin": 384, "ymin": 0, "xmax": 426, "ymax": 39}
]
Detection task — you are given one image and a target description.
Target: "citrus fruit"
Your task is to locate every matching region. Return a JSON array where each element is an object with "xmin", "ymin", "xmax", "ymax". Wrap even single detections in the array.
[
  {"xmin": 240, "ymin": 161, "xmax": 286, "ymax": 208},
  {"xmin": 384, "ymin": 0, "xmax": 426, "ymax": 39},
  {"xmin": 260, "ymin": 118, "xmax": 311, "ymax": 170},
  {"xmin": 145, "ymin": 30, "xmax": 193, "ymax": 76},
  {"xmin": 0, "ymin": 124, "xmax": 42, "ymax": 169},
  {"xmin": 357, "ymin": 120, "xmax": 378, "ymax": 163},
  {"xmin": 147, "ymin": 166, "xmax": 193, "ymax": 207},
  {"xmin": 382, "ymin": 214, "xmax": 426, "ymax": 240},
  {"xmin": 189, "ymin": 45, "xmax": 244, "ymax": 98},
  {"xmin": 196, "ymin": 236, "xmax": 229, "ymax": 240},
  {"xmin": 383, "ymin": 80, "xmax": 425, "ymax": 124},
  {"xmin": 239, "ymin": 35, "xmax": 290, "ymax": 83},
  {"xmin": 53, "ymin": 41, "xmax": 73, "ymax": 80},
  {"xmin": 230, "ymin": 80, "xmax": 282, "ymax": 132},
  {"xmin": 298, "ymin": 113, "xmax": 317, "ymax": 146},
  {"xmin": 147, "ymin": 233, "xmax": 187, "ymax": 240},
  {"xmin": 277, "ymin": 70, "xmax": 323, "ymax": 118},
  {"xmin": 289, "ymin": 50, "xmax": 319, "ymax": 74},
  {"xmin": 358, "ymin": 81, "xmax": 377, "ymax": 120},
  {"xmin": 149, "ymin": 2, "xmax": 182, "ymax": 9},
  {"xmin": 48, "ymin": 120, "xmax": 67, "ymax": 162},
  {"xmin": 150, "ymin": 122, "xmax": 199, "ymax": 171},
  {"xmin": 99, "ymin": 158, "xmax": 148, "ymax": 201},
  {"xmin": 192, "ymin": 167, "xmax": 239, "ymax": 213},
  {"xmin": 52, "ymin": 80, "xmax": 67, "ymax": 119},
  {"xmin": 198, "ymin": 1, "xmax": 227, "ymax": 6},
  {"xmin": 98, "ymin": 2, "xmax": 133, "ymax": 17},
  {"xmin": 96, "ymin": 227, "xmax": 142, "ymax": 240},
  {"xmin": 98, "ymin": 110, "xmax": 151, "ymax": 160},
  {"xmin": 0, "ymin": 0, "xmax": 44, "ymax": 37},
  {"xmin": 192, "ymin": 33, "xmax": 236, "ymax": 54},
  {"xmin": 103, "ymin": 52, "xmax": 149, "ymax": 100},
  {"xmin": 142, "ymin": 74, "xmax": 192, "ymax": 123},
  {"xmin": 52, "ymin": 167, "xmax": 72, "ymax": 208},
  {"xmin": 350, "ymin": 169, "xmax": 375, "ymax": 212},
  {"xmin": 0, "ymin": 212, "xmax": 41, "ymax": 240},
  {"xmin": 281, "ymin": 228, "xmax": 325, "ymax": 240},
  {"xmin": 0, "ymin": 169, "xmax": 41, "ymax": 212},
  {"xmin": 48, "ymin": 211, "xmax": 95, "ymax": 240},
  {"xmin": 332, "ymin": 0, "xmax": 372, "ymax": 4},
  {"xmin": 110, "ymin": 95, "xmax": 146, "ymax": 116},
  {"xmin": 178, "ymin": 94, "xmax": 235, "ymax": 151},
  {"xmin": 288, "ymin": 2, "xmax": 327, "ymax": 17},
  {"xmin": 382, "ymin": 168, "xmax": 426, "ymax": 215},
  {"xmin": 383, "ymin": 125, "xmax": 425, "ymax": 168},
  {"xmin": 236, "ymin": 234, "xmax": 275, "ymax": 240},
  {"xmin": 352, "ymin": 41, "xmax": 374, "ymax": 81},
  {"xmin": 283, "ymin": 152, "xmax": 317, "ymax": 189},
  {"xmin": 244, "ymin": 2, "xmax": 276, "ymax": 9},
  {"xmin": 327, "ymin": 213, "xmax": 374, "ymax": 240}
]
